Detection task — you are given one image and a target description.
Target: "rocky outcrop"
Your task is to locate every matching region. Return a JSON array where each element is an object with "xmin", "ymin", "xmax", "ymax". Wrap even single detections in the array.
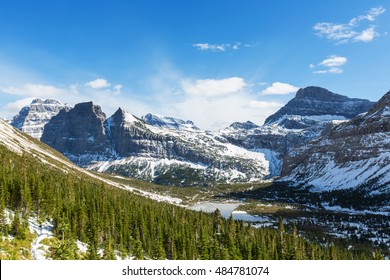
[
  {"xmin": 141, "ymin": 113, "xmax": 198, "ymax": 130},
  {"xmin": 11, "ymin": 99, "xmax": 71, "ymax": 139},
  {"xmin": 41, "ymin": 102, "xmax": 111, "ymax": 163},
  {"xmin": 228, "ymin": 121, "xmax": 259, "ymax": 130},
  {"xmin": 281, "ymin": 91, "xmax": 390, "ymax": 193},
  {"xmin": 264, "ymin": 86, "xmax": 374, "ymax": 128}
]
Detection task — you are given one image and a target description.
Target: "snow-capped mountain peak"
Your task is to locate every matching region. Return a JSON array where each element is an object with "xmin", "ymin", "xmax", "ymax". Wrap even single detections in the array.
[
  {"xmin": 141, "ymin": 113, "xmax": 199, "ymax": 131},
  {"xmin": 264, "ymin": 86, "xmax": 374, "ymax": 128},
  {"xmin": 280, "ymin": 90, "xmax": 390, "ymax": 193},
  {"xmin": 11, "ymin": 98, "xmax": 71, "ymax": 140}
]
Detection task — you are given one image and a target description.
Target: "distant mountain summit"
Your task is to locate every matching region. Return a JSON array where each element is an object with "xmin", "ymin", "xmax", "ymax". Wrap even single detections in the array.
[
  {"xmin": 141, "ymin": 113, "xmax": 199, "ymax": 130},
  {"xmin": 11, "ymin": 98, "xmax": 71, "ymax": 139},
  {"xmin": 220, "ymin": 86, "xmax": 376, "ymax": 176},
  {"xmin": 264, "ymin": 86, "xmax": 374, "ymax": 128},
  {"xmin": 281, "ymin": 90, "xmax": 390, "ymax": 193},
  {"xmin": 228, "ymin": 121, "xmax": 260, "ymax": 130}
]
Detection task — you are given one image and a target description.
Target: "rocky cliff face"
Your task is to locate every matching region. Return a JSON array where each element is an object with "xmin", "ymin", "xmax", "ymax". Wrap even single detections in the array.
[
  {"xmin": 220, "ymin": 87, "xmax": 375, "ymax": 176},
  {"xmin": 264, "ymin": 86, "xmax": 374, "ymax": 128},
  {"xmin": 281, "ymin": 91, "xmax": 390, "ymax": 193},
  {"xmin": 11, "ymin": 99, "xmax": 71, "ymax": 139},
  {"xmin": 41, "ymin": 102, "xmax": 112, "ymax": 164},
  {"xmin": 41, "ymin": 103, "xmax": 272, "ymax": 185}
]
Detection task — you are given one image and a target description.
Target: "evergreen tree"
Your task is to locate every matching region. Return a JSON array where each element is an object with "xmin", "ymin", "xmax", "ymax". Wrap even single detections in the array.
[
  {"xmin": 277, "ymin": 217, "xmax": 286, "ymax": 259},
  {"xmin": 102, "ymin": 233, "xmax": 116, "ymax": 260},
  {"xmin": 51, "ymin": 239, "xmax": 79, "ymax": 260}
]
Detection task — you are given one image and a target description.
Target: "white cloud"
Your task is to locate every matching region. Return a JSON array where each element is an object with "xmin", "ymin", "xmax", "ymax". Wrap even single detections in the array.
[
  {"xmin": 354, "ymin": 27, "xmax": 377, "ymax": 42},
  {"xmin": 352, "ymin": 6, "xmax": 386, "ymax": 23},
  {"xmin": 248, "ymin": 100, "xmax": 283, "ymax": 109},
  {"xmin": 314, "ymin": 68, "xmax": 343, "ymax": 74},
  {"xmin": 85, "ymin": 78, "xmax": 111, "ymax": 89},
  {"xmin": 138, "ymin": 65, "xmax": 286, "ymax": 130},
  {"xmin": 174, "ymin": 93, "xmax": 283, "ymax": 130},
  {"xmin": 192, "ymin": 42, "xmax": 252, "ymax": 52},
  {"xmin": 328, "ymin": 68, "xmax": 343, "ymax": 74},
  {"xmin": 313, "ymin": 70, "xmax": 328, "ymax": 74},
  {"xmin": 193, "ymin": 43, "xmax": 226, "ymax": 52},
  {"xmin": 182, "ymin": 77, "xmax": 246, "ymax": 97},
  {"xmin": 319, "ymin": 55, "xmax": 347, "ymax": 67},
  {"xmin": 0, "ymin": 83, "xmax": 66, "ymax": 97},
  {"xmin": 260, "ymin": 82, "xmax": 299, "ymax": 95},
  {"xmin": 1, "ymin": 98, "xmax": 35, "ymax": 118},
  {"xmin": 314, "ymin": 6, "xmax": 385, "ymax": 44},
  {"xmin": 313, "ymin": 55, "xmax": 347, "ymax": 74}
]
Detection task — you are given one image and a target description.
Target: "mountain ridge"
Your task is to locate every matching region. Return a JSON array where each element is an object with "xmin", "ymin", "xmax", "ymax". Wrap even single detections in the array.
[
  {"xmin": 264, "ymin": 86, "xmax": 374, "ymax": 127},
  {"xmin": 41, "ymin": 103, "xmax": 272, "ymax": 185},
  {"xmin": 280, "ymin": 90, "xmax": 390, "ymax": 193},
  {"xmin": 9, "ymin": 86, "xmax": 386, "ymax": 188}
]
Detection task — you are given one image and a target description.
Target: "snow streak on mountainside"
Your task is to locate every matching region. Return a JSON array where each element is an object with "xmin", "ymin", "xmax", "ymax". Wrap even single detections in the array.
[
  {"xmin": 281, "ymin": 91, "xmax": 390, "ymax": 193},
  {"xmin": 11, "ymin": 99, "xmax": 71, "ymax": 140},
  {"xmin": 220, "ymin": 86, "xmax": 375, "ymax": 176}
]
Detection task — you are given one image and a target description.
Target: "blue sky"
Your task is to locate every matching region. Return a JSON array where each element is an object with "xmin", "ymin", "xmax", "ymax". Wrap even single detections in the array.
[{"xmin": 0, "ymin": 0, "xmax": 389, "ymax": 130}]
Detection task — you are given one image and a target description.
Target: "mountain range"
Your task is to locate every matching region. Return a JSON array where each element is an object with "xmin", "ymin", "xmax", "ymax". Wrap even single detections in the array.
[
  {"xmin": 7, "ymin": 86, "xmax": 388, "ymax": 194},
  {"xmin": 40, "ymin": 102, "xmax": 272, "ymax": 186},
  {"xmin": 281, "ymin": 90, "xmax": 390, "ymax": 194}
]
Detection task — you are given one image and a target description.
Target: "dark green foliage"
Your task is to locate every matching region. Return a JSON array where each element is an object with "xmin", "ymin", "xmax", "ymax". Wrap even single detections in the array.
[
  {"xmin": 51, "ymin": 239, "xmax": 79, "ymax": 260},
  {"xmin": 0, "ymin": 145, "xmax": 379, "ymax": 260}
]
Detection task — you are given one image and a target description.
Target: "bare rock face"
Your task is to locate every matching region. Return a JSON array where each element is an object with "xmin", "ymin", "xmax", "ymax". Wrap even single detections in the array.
[
  {"xmin": 281, "ymin": 91, "xmax": 390, "ymax": 193},
  {"xmin": 11, "ymin": 99, "xmax": 71, "ymax": 139},
  {"xmin": 41, "ymin": 102, "xmax": 111, "ymax": 163},
  {"xmin": 141, "ymin": 113, "xmax": 198, "ymax": 130},
  {"xmin": 264, "ymin": 86, "xmax": 374, "ymax": 128}
]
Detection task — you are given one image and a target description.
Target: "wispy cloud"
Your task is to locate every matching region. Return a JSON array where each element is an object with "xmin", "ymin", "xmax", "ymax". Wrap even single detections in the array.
[
  {"xmin": 182, "ymin": 77, "xmax": 246, "ymax": 97},
  {"xmin": 354, "ymin": 26, "xmax": 377, "ymax": 42},
  {"xmin": 113, "ymin": 84, "xmax": 122, "ymax": 93},
  {"xmin": 85, "ymin": 78, "xmax": 111, "ymax": 89},
  {"xmin": 319, "ymin": 56, "xmax": 347, "ymax": 67},
  {"xmin": 84, "ymin": 78, "xmax": 122, "ymax": 94},
  {"xmin": 1, "ymin": 98, "xmax": 35, "ymax": 117},
  {"xmin": 193, "ymin": 43, "xmax": 226, "ymax": 51},
  {"xmin": 313, "ymin": 55, "xmax": 347, "ymax": 74},
  {"xmin": 0, "ymin": 83, "xmax": 66, "ymax": 97},
  {"xmin": 260, "ymin": 82, "xmax": 299, "ymax": 95},
  {"xmin": 193, "ymin": 42, "xmax": 250, "ymax": 52},
  {"xmin": 314, "ymin": 6, "xmax": 386, "ymax": 44}
]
